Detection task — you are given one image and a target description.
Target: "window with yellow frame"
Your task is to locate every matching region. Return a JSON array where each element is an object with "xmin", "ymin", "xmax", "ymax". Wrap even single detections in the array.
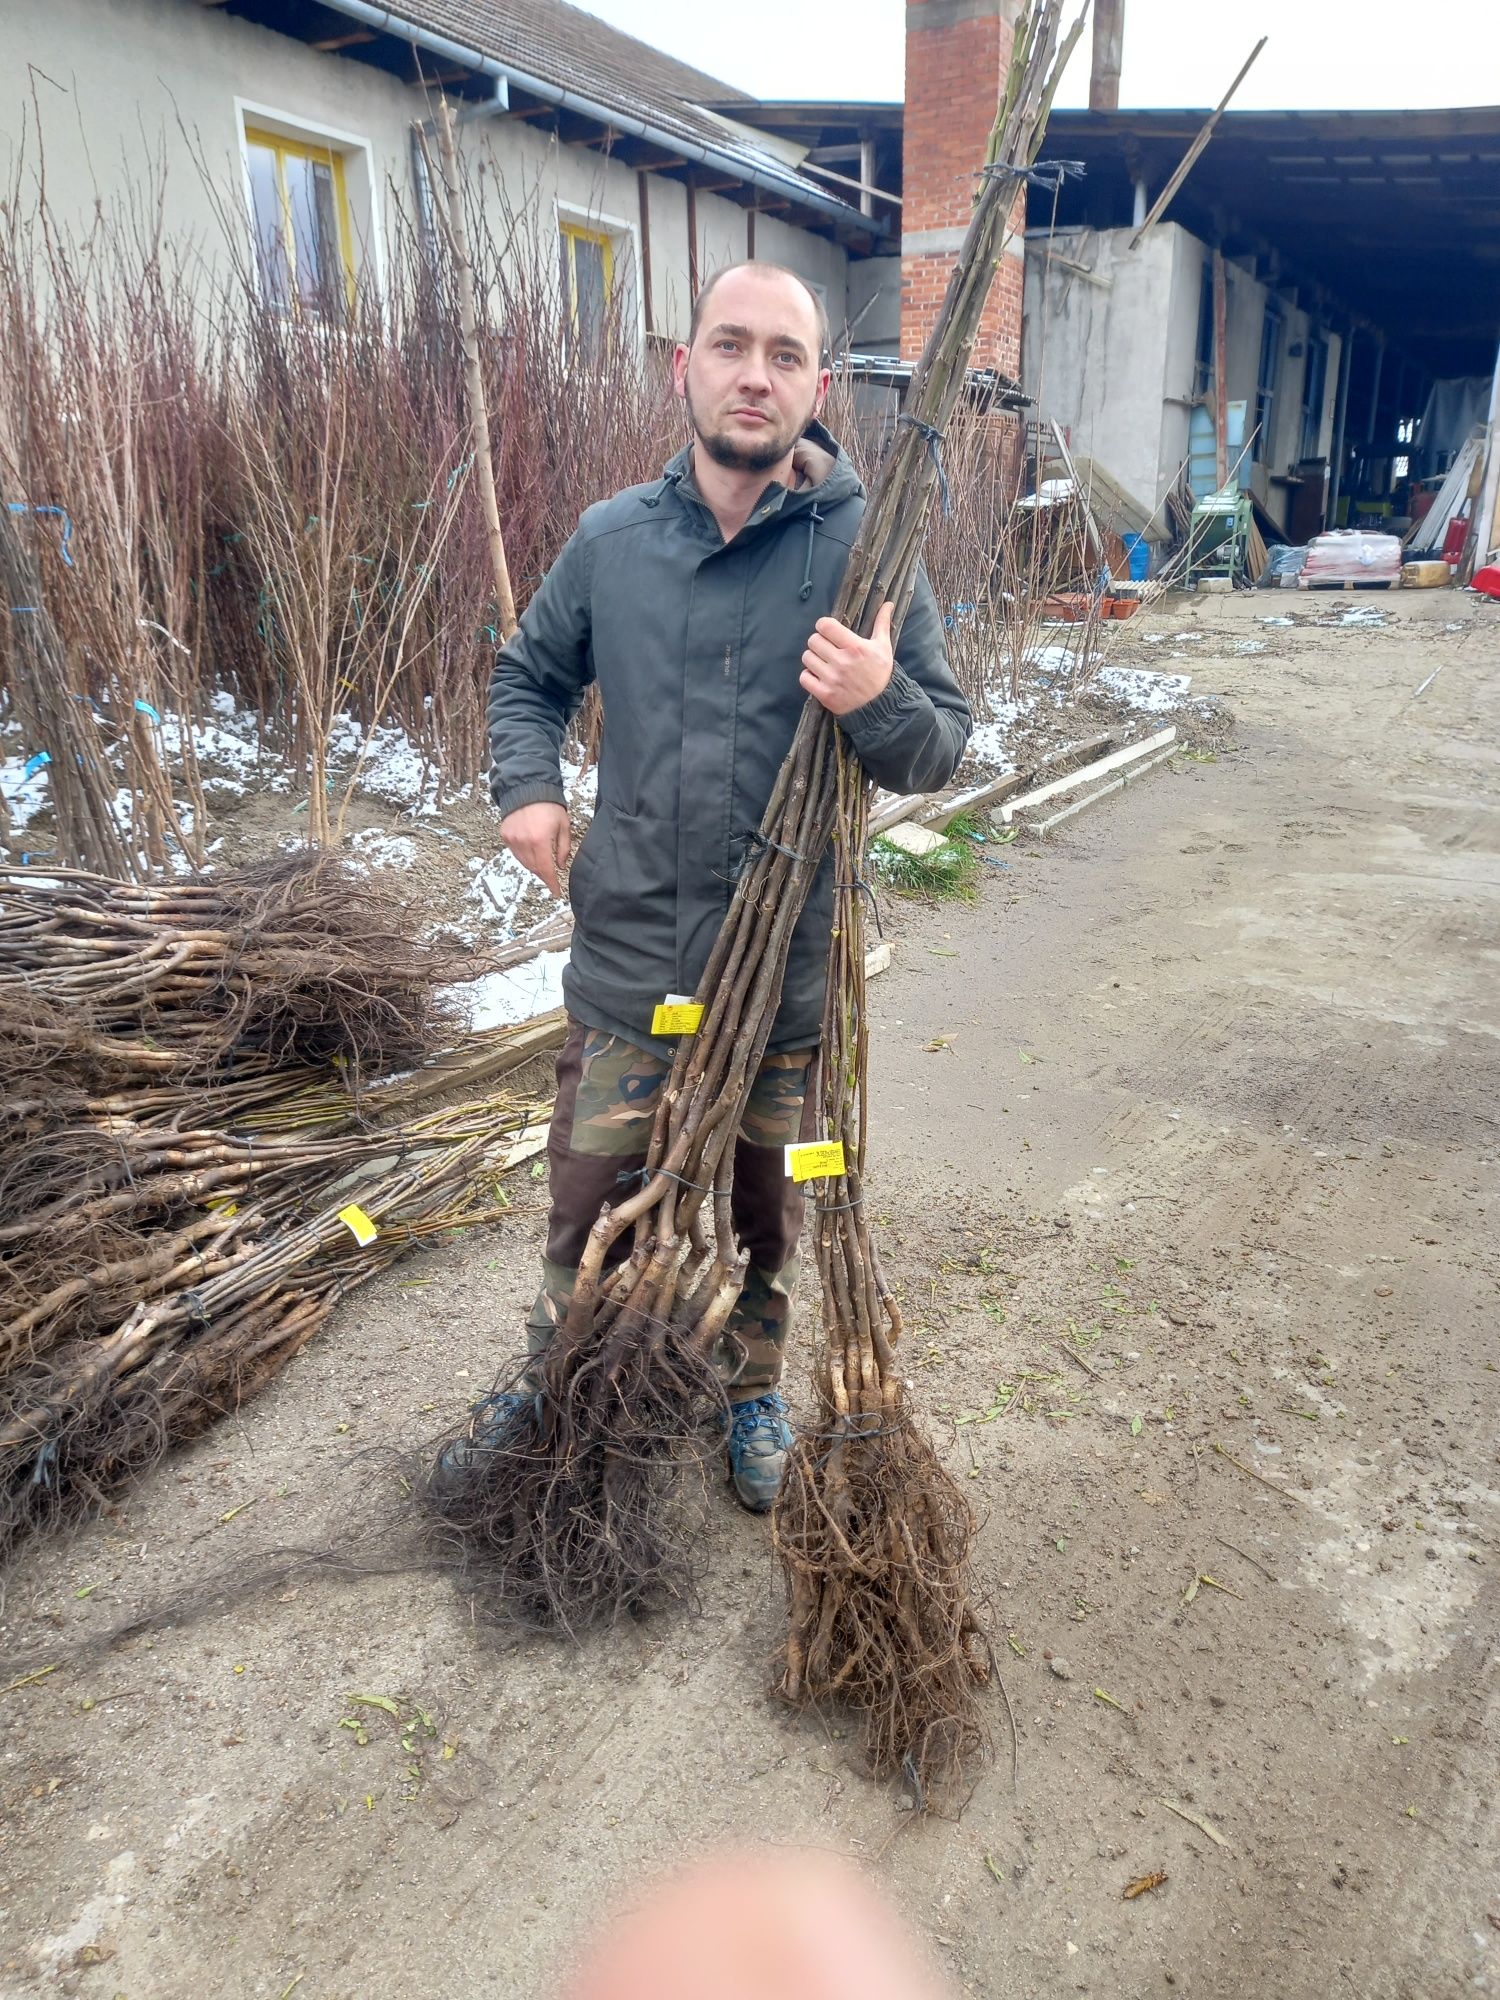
[
  {"xmin": 558, "ymin": 219, "xmax": 615, "ymax": 354},
  {"xmin": 245, "ymin": 125, "xmax": 356, "ymax": 315}
]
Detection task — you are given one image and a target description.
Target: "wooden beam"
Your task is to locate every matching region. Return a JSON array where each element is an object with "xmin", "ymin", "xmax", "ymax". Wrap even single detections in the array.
[
  {"xmin": 310, "ymin": 29, "xmax": 376, "ymax": 50},
  {"xmin": 1001, "ymin": 728, "xmax": 1179, "ymax": 823},
  {"xmin": 798, "ymin": 157, "xmax": 900, "ymax": 209}
]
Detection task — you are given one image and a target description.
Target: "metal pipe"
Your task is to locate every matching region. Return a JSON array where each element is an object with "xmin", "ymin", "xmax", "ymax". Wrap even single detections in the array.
[{"xmin": 311, "ymin": 0, "xmax": 879, "ymax": 239}]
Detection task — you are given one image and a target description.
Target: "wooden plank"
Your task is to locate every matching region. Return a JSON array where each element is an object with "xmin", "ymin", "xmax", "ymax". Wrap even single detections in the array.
[
  {"xmin": 1001, "ymin": 727, "xmax": 1178, "ymax": 822},
  {"xmin": 868, "ymin": 730, "xmax": 1119, "ymax": 837},
  {"xmin": 1031, "ymin": 744, "xmax": 1180, "ymax": 834},
  {"xmin": 1049, "ymin": 419, "xmax": 1104, "ymax": 560}
]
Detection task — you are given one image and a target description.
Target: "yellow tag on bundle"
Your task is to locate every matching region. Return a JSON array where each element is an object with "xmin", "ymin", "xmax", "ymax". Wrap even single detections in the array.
[
  {"xmin": 337, "ymin": 1204, "xmax": 379, "ymax": 1247},
  {"xmin": 205, "ymin": 1196, "xmax": 238, "ymax": 1218},
  {"xmin": 650, "ymin": 997, "xmax": 704, "ymax": 1036},
  {"xmin": 784, "ymin": 1140, "xmax": 847, "ymax": 1184}
]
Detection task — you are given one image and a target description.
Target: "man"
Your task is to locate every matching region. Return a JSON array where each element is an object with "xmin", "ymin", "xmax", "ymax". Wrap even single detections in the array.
[{"xmin": 472, "ymin": 261, "xmax": 970, "ymax": 1510}]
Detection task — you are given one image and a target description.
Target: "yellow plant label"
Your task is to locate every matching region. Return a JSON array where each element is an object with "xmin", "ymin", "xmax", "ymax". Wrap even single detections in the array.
[
  {"xmin": 651, "ymin": 1000, "xmax": 704, "ymax": 1036},
  {"xmin": 205, "ymin": 1197, "xmax": 238, "ymax": 1218},
  {"xmin": 784, "ymin": 1140, "xmax": 847, "ymax": 1184},
  {"xmin": 338, "ymin": 1204, "xmax": 379, "ymax": 1247}
]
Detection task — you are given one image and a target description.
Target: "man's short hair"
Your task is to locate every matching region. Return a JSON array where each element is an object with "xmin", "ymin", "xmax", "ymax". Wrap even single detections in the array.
[{"xmin": 688, "ymin": 261, "xmax": 831, "ymax": 367}]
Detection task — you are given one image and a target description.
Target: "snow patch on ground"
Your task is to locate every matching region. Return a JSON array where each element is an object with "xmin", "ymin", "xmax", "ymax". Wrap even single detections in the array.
[
  {"xmin": 967, "ymin": 694, "xmax": 1033, "ymax": 772},
  {"xmin": 156, "ymin": 691, "xmax": 263, "ymax": 797},
  {"xmin": 350, "ymin": 827, "xmax": 419, "ymax": 871},
  {"xmin": 324, "ymin": 713, "xmax": 459, "ymax": 815},
  {"xmin": 466, "ymin": 849, "xmax": 537, "ymax": 932},
  {"xmin": 1094, "ymin": 666, "xmax": 1193, "ymax": 714},
  {"xmin": 449, "ymin": 949, "xmax": 569, "ymax": 1030},
  {"xmin": 0, "ymin": 746, "xmax": 52, "ymax": 832}
]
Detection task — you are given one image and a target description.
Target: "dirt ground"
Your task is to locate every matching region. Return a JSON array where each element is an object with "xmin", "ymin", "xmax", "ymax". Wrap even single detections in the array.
[{"xmin": 2, "ymin": 588, "xmax": 1496, "ymax": 2000}]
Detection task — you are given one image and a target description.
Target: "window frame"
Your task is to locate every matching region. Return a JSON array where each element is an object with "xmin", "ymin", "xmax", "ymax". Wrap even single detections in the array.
[
  {"xmin": 1253, "ymin": 297, "xmax": 1284, "ymax": 465},
  {"xmin": 559, "ymin": 218, "xmax": 616, "ymax": 353},
  {"xmin": 236, "ymin": 101, "xmax": 383, "ymax": 313},
  {"xmin": 1299, "ymin": 330, "xmax": 1329, "ymax": 462},
  {"xmin": 553, "ymin": 200, "xmax": 644, "ymax": 353}
]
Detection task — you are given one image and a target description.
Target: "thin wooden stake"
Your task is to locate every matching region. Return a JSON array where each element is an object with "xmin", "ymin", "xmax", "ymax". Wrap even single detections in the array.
[
  {"xmin": 1128, "ymin": 39, "xmax": 1268, "ymax": 250},
  {"xmin": 430, "ymin": 97, "xmax": 518, "ymax": 642}
]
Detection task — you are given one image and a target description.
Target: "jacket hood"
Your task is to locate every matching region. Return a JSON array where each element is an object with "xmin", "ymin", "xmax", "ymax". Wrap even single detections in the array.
[{"xmin": 653, "ymin": 418, "xmax": 863, "ymax": 523}]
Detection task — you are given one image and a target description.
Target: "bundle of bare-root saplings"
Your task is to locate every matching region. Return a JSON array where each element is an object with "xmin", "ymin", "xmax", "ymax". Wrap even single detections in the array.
[
  {"xmin": 0, "ymin": 854, "xmax": 555, "ymax": 1566},
  {"xmin": 428, "ymin": 0, "xmax": 1082, "ymax": 1806}
]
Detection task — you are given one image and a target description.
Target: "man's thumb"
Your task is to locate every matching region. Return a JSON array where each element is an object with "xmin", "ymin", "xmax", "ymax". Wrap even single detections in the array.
[{"xmin": 873, "ymin": 600, "xmax": 895, "ymax": 645}]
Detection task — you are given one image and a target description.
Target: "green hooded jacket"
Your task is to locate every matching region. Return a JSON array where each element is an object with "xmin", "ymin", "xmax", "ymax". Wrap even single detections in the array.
[{"xmin": 486, "ymin": 421, "xmax": 972, "ymax": 1055}]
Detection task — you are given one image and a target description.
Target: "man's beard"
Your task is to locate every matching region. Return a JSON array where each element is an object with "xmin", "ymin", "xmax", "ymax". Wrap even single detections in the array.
[{"xmin": 685, "ymin": 385, "xmax": 812, "ymax": 473}]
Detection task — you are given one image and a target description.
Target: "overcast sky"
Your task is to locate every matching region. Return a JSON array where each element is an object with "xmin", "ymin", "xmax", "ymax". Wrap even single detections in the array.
[{"xmin": 580, "ymin": 0, "xmax": 1498, "ymax": 109}]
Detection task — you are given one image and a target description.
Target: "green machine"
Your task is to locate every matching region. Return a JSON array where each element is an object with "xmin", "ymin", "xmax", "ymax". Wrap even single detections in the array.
[{"xmin": 1185, "ymin": 486, "xmax": 1251, "ymax": 586}]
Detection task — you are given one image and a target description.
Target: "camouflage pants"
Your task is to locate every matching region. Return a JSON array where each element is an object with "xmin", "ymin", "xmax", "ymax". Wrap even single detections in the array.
[{"xmin": 528, "ymin": 1021, "xmax": 814, "ymax": 1396}]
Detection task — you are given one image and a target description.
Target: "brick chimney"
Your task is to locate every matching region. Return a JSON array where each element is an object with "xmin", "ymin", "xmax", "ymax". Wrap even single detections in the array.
[{"xmin": 900, "ymin": 0, "xmax": 1024, "ymax": 379}]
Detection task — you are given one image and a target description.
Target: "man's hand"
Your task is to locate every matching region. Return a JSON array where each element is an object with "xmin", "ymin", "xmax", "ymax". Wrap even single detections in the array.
[
  {"xmin": 500, "ymin": 801, "xmax": 571, "ymax": 897},
  {"xmin": 800, "ymin": 600, "xmax": 895, "ymax": 716}
]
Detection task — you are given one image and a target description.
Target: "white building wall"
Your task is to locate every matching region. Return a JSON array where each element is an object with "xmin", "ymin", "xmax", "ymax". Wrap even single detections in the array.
[
  {"xmin": 1026, "ymin": 220, "xmax": 1345, "ymax": 534},
  {"xmin": 1022, "ymin": 223, "xmax": 1178, "ymax": 515},
  {"xmin": 2, "ymin": 0, "xmax": 852, "ymax": 348}
]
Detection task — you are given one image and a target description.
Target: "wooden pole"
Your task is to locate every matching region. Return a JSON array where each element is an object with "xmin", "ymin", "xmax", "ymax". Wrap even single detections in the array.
[
  {"xmin": 430, "ymin": 96, "xmax": 518, "ymax": 642},
  {"xmin": 1128, "ymin": 37, "xmax": 1267, "ymax": 250},
  {"xmin": 1212, "ymin": 246, "xmax": 1229, "ymax": 489}
]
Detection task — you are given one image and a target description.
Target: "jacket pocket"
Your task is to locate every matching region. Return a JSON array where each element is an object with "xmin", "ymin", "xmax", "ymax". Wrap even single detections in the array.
[
  {"xmin": 567, "ymin": 804, "xmax": 608, "ymax": 932},
  {"xmin": 569, "ymin": 800, "xmax": 680, "ymax": 991}
]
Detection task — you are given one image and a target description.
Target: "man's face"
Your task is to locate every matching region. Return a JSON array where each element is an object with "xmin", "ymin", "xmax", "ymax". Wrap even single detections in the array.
[{"xmin": 673, "ymin": 270, "xmax": 831, "ymax": 474}]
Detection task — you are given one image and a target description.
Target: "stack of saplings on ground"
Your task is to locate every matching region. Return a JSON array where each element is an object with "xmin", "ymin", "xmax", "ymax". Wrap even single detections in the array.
[{"xmin": 0, "ymin": 853, "xmax": 553, "ymax": 1565}]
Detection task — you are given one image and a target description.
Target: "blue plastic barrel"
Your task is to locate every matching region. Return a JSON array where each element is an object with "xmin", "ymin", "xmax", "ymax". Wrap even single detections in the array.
[{"xmin": 1123, "ymin": 533, "xmax": 1150, "ymax": 581}]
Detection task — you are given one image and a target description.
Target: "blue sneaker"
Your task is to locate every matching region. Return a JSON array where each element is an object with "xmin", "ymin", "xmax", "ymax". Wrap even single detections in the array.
[
  {"xmin": 727, "ymin": 1392, "xmax": 794, "ymax": 1513},
  {"xmin": 427, "ymin": 1389, "xmax": 531, "ymax": 1498}
]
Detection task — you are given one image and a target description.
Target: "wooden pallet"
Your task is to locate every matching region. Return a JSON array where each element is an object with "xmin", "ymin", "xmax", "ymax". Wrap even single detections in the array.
[{"xmin": 1299, "ymin": 577, "xmax": 1399, "ymax": 591}]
